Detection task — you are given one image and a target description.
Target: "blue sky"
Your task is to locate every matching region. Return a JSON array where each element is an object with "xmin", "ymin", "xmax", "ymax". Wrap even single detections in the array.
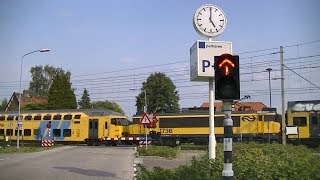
[{"xmin": 1, "ymin": 0, "xmax": 319, "ymax": 118}]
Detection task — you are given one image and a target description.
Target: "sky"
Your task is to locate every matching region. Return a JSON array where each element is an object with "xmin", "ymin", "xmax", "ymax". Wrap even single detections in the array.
[{"xmin": 0, "ymin": 0, "xmax": 319, "ymax": 119}]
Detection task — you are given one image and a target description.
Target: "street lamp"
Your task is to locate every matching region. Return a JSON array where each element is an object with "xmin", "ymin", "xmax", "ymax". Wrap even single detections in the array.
[
  {"xmin": 17, "ymin": 49, "xmax": 50, "ymax": 149},
  {"xmin": 266, "ymin": 68, "xmax": 272, "ymax": 108}
]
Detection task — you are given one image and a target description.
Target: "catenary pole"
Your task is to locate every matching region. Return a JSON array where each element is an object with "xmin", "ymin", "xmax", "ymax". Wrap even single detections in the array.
[{"xmin": 280, "ymin": 46, "xmax": 286, "ymax": 144}]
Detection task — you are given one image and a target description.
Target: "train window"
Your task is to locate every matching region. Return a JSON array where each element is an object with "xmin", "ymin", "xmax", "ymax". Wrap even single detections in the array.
[
  {"xmin": 264, "ymin": 115, "xmax": 275, "ymax": 121},
  {"xmin": 74, "ymin": 121, "xmax": 80, "ymax": 124},
  {"xmin": 53, "ymin": 115, "xmax": 62, "ymax": 120},
  {"xmin": 25, "ymin": 116, "xmax": 32, "ymax": 120},
  {"xmin": 293, "ymin": 117, "xmax": 307, "ymax": 126},
  {"xmin": 44, "ymin": 115, "xmax": 52, "ymax": 120},
  {"xmin": 0, "ymin": 129, "xmax": 4, "ymax": 135},
  {"xmin": 63, "ymin": 129, "xmax": 71, "ymax": 137},
  {"xmin": 95, "ymin": 122, "xmax": 98, "ymax": 129},
  {"xmin": 232, "ymin": 116, "xmax": 240, "ymax": 127},
  {"xmin": 24, "ymin": 129, "xmax": 31, "ymax": 136},
  {"xmin": 15, "ymin": 130, "xmax": 22, "ymax": 136},
  {"xmin": 34, "ymin": 129, "xmax": 40, "ymax": 136},
  {"xmin": 111, "ymin": 118, "xmax": 117, "ymax": 125},
  {"xmin": 89, "ymin": 121, "xmax": 92, "ymax": 129},
  {"xmin": 133, "ymin": 118, "xmax": 140, "ymax": 124},
  {"xmin": 15, "ymin": 116, "xmax": 20, "ymax": 120},
  {"xmin": 311, "ymin": 117, "xmax": 318, "ymax": 125},
  {"xmin": 53, "ymin": 129, "xmax": 61, "ymax": 137},
  {"xmin": 6, "ymin": 129, "xmax": 13, "ymax": 136},
  {"xmin": 34, "ymin": 115, "xmax": 42, "ymax": 120},
  {"xmin": 6, "ymin": 115, "xmax": 14, "ymax": 121},
  {"xmin": 0, "ymin": 115, "xmax": 5, "ymax": 121},
  {"xmin": 74, "ymin": 115, "xmax": 81, "ymax": 119},
  {"xmin": 105, "ymin": 122, "xmax": 108, "ymax": 129},
  {"xmin": 160, "ymin": 117, "xmax": 209, "ymax": 128},
  {"xmin": 64, "ymin": 115, "xmax": 72, "ymax": 120},
  {"xmin": 215, "ymin": 116, "xmax": 224, "ymax": 127}
]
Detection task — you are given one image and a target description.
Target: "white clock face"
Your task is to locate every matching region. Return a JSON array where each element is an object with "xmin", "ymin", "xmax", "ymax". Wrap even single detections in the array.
[{"xmin": 193, "ymin": 4, "xmax": 227, "ymax": 38}]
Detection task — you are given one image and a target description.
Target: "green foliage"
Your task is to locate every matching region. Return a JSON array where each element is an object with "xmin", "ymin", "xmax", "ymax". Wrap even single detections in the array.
[
  {"xmin": 48, "ymin": 73, "xmax": 77, "ymax": 109},
  {"xmin": 78, "ymin": 88, "xmax": 91, "ymax": 109},
  {"xmin": 0, "ymin": 146, "xmax": 57, "ymax": 154},
  {"xmin": 136, "ymin": 72, "xmax": 180, "ymax": 114},
  {"xmin": 28, "ymin": 65, "xmax": 70, "ymax": 97},
  {"xmin": 137, "ymin": 146, "xmax": 179, "ymax": 159},
  {"xmin": 91, "ymin": 100, "xmax": 125, "ymax": 114},
  {"xmin": 21, "ymin": 103, "xmax": 49, "ymax": 110},
  {"xmin": 0, "ymin": 98, "xmax": 8, "ymax": 111},
  {"xmin": 137, "ymin": 143, "xmax": 320, "ymax": 180}
]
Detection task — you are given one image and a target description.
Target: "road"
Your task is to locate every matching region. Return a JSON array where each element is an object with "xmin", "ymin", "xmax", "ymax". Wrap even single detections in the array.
[{"xmin": 0, "ymin": 146, "xmax": 135, "ymax": 180}]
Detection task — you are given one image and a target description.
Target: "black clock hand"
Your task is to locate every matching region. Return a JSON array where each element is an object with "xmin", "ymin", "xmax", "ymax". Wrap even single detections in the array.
[{"xmin": 209, "ymin": 7, "xmax": 216, "ymax": 28}]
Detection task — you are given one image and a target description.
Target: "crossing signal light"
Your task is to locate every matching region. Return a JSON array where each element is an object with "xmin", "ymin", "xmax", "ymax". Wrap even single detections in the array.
[{"xmin": 214, "ymin": 54, "xmax": 240, "ymax": 100}]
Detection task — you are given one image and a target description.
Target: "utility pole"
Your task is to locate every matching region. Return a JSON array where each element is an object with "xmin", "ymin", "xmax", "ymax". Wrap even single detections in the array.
[
  {"xmin": 280, "ymin": 46, "xmax": 286, "ymax": 145},
  {"xmin": 143, "ymin": 90, "xmax": 148, "ymax": 149}
]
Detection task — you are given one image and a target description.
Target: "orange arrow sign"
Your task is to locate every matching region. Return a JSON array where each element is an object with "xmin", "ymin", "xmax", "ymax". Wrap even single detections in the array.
[{"xmin": 218, "ymin": 59, "xmax": 235, "ymax": 75}]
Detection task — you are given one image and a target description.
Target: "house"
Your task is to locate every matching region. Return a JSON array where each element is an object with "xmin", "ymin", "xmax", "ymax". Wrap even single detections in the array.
[{"xmin": 4, "ymin": 92, "xmax": 48, "ymax": 112}]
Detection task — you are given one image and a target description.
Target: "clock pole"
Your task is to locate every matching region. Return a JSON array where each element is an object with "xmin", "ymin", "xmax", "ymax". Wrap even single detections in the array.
[{"xmin": 208, "ymin": 37, "xmax": 216, "ymax": 161}]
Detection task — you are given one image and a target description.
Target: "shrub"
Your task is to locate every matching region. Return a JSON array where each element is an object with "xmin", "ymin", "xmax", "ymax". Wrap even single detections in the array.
[
  {"xmin": 137, "ymin": 143, "xmax": 320, "ymax": 180},
  {"xmin": 137, "ymin": 146, "xmax": 179, "ymax": 159}
]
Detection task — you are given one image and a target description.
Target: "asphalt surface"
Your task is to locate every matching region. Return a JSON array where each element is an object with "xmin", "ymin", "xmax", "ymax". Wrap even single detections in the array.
[{"xmin": 0, "ymin": 146, "xmax": 135, "ymax": 180}]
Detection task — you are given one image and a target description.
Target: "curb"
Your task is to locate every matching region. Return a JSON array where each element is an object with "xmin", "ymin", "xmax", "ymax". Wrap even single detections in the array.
[{"xmin": 133, "ymin": 147, "xmax": 143, "ymax": 179}]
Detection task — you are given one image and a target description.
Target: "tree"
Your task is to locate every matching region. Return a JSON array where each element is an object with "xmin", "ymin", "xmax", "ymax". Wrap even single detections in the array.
[
  {"xmin": 47, "ymin": 73, "xmax": 77, "ymax": 109},
  {"xmin": 92, "ymin": 100, "xmax": 125, "ymax": 115},
  {"xmin": 78, "ymin": 89, "xmax": 91, "ymax": 109},
  {"xmin": 0, "ymin": 98, "xmax": 7, "ymax": 111},
  {"xmin": 135, "ymin": 72, "xmax": 180, "ymax": 114},
  {"xmin": 28, "ymin": 65, "xmax": 69, "ymax": 97}
]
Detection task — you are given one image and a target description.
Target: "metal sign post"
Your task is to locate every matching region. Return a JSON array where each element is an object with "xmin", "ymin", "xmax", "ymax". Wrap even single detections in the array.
[{"xmin": 222, "ymin": 100, "xmax": 234, "ymax": 180}]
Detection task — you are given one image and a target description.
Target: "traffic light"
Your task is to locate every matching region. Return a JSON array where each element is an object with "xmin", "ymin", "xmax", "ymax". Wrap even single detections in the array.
[{"xmin": 214, "ymin": 54, "xmax": 240, "ymax": 100}]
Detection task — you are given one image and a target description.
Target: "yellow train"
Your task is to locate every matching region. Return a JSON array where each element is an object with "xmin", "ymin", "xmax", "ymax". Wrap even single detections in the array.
[
  {"xmin": 130, "ymin": 109, "xmax": 281, "ymax": 146},
  {"xmin": 0, "ymin": 109, "xmax": 130, "ymax": 145},
  {"xmin": 286, "ymin": 100, "xmax": 320, "ymax": 146}
]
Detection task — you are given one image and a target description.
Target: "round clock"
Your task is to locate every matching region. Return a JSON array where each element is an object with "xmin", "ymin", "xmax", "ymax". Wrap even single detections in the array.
[{"xmin": 193, "ymin": 4, "xmax": 227, "ymax": 38}]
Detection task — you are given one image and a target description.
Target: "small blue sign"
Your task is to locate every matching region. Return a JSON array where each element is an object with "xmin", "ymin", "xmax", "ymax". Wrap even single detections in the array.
[{"xmin": 199, "ymin": 42, "xmax": 205, "ymax": 48}]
